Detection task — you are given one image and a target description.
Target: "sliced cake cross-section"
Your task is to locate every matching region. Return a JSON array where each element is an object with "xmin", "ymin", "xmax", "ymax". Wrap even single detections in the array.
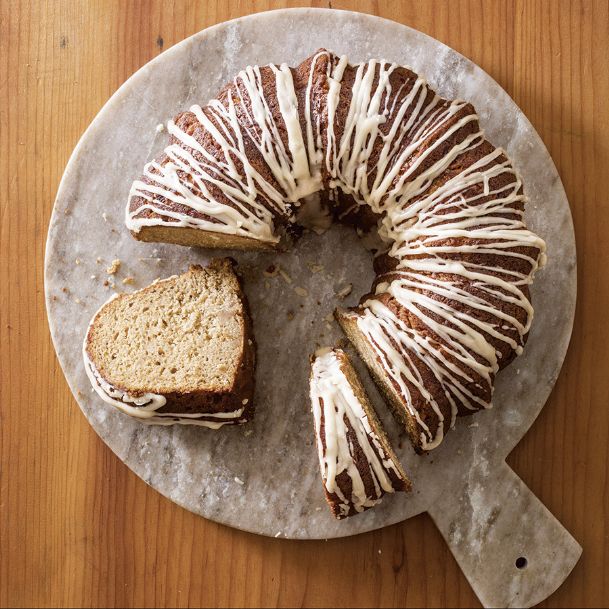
[
  {"xmin": 83, "ymin": 258, "xmax": 255, "ymax": 428},
  {"xmin": 309, "ymin": 348, "xmax": 411, "ymax": 519}
]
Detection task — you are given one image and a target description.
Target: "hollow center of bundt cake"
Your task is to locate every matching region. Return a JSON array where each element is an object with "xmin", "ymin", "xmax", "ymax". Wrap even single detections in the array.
[
  {"xmin": 88, "ymin": 270, "xmax": 244, "ymax": 394},
  {"xmin": 241, "ymin": 220, "xmax": 376, "ymax": 358}
]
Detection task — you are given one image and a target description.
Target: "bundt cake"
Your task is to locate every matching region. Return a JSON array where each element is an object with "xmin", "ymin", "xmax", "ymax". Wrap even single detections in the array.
[
  {"xmin": 83, "ymin": 259, "xmax": 255, "ymax": 427},
  {"xmin": 125, "ymin": 50, "xmax": 546, "ymax": 451},
  {"xmin": 310, "ymin": 348, "xmax": 410, "ymax": 519}
]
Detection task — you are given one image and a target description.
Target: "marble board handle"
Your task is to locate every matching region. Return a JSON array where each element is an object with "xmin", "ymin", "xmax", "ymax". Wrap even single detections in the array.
[{"xmin": 427, "ymin": 461, "xmax": 582, "ymax": 608}]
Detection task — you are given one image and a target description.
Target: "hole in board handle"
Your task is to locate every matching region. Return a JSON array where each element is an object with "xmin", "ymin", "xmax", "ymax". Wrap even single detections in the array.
[{"xmin": 516, "ymin": 556, "xmax": 528, "ymax": 570}]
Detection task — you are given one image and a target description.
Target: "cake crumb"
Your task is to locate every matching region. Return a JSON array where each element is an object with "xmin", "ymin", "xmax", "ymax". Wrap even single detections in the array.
[
  {"xmin": 274, "ymin": 532, "xmax": 282, "ymax": 538},
  {"xmin": 247, "ymin": 339, "xmax": 253, "ymax": 346},
  {"xmin": 307, "ymin": 261, "xmax": 324, "ymax": 273},
  {"xmin": 286, "ymin": 310, "xmax": 295, "ymax": 321},
  {"xmin": 378, "ymin": 549, "xmax": 382, "ymax": 555},
  {"xmin": 96, "ymin": 257, "xmax": 102, "ymax": 264},
  {"xmin": 103, "ymin": 279, "xmax": 110, "ymax": 287},
  {"xmin": 102, "ymin": 212, "xmax": 108, "ymax": 222},
  {"xmin": 73, "ymin": 297, "xmax": 81, "ymax": 304},
  {"xmin": 263, "ymin": 264, "xmax": 279, "ymax": 277},
  {"xmin": 324, "ymin": 313, "xmax": 334, "ymax": 323},
  {"xmin": 75, "ymin": 258, "xmax": 81, "ymax": 265},
  {"xmin": 122, "ymin": 276, "xmax": 135, "ymax": 285},
  {"xmin": 294, "ymin": 286, "xmax": 308, "ymax": 297},
  {"xmin": 279, "ymin": 268, "xmax": 292, "ymax": 284},
  {"xmin": 90, "ymin": 275, "xmax": 96, "ymax": 280},
  {"xmin": 234, "ymin": 477, "xmax": 245, "ymax": 486},
  {"xmin": 244, "ymin": 429, "xmax": 253, "ymax": 437},
  {"xmin": 156, "ymin": 123, "xmax": 165, "ymax": 133},
  {"xmin": 242, "ymin": 398, "xmax": 249, "ymax": 405},
  {"xmin": 106, "ymin": 259, "xmax": 121, "ymax": 274},
  {"xmin": 336, "ymin": 283, "xmax": 353, "ymax": 299}
]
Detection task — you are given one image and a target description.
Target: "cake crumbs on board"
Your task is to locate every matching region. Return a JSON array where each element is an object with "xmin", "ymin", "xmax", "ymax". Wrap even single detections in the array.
[
  {"xmin": 306, "ymin": 261, "xmax": 324, "ymax": 273},
  {"xmin": 263, "ymin": 264, "xmax": 279, "ymax": 277},
  {"xmin": 336, "ymin": 284, "xmax": 353, "ymax": 299},
  {"xmin": 106, "ymin": 259, "xmax": 121, "ymax": 274},
  {"xmin": 279, "ymin": 268, "xmax": 292, "ymax": 284}
]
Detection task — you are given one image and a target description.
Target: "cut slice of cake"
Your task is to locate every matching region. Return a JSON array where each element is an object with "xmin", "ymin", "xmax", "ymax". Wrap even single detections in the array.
[
  {"xmin": 335, "ymin": 306, "xmax": 450, "ymax": 454},
  {"xmin": 83, "ymin": 258, "xmax": 255, "ymax": 427},
  {"xmin": 309, "ymin": 348, "xmax": 411, "ymax": 519}
]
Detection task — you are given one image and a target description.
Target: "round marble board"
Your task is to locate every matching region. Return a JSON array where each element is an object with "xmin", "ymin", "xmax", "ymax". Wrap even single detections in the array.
[{"xmin": 45, "ymin": 9, "xmax": 576, "ymax": 542}]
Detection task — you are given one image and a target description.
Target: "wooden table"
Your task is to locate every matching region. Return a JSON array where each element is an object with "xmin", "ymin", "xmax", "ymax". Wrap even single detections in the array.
[{"xmin": 1, "ymin": 1, "xmax": 608, "ymax": 607}]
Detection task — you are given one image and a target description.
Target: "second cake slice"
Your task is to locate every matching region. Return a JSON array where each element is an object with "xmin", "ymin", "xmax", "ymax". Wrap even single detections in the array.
[{"xmin": 310, "ymin": 348, "xmax": 411, "ymax": 519}]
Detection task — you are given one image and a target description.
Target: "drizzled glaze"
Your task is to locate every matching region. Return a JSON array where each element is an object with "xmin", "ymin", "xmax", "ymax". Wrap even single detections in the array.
[
  {"xmin": 126, "ymin": 51, "xmax": 546, "ymax": 450},
  {"xmin": 310, "ymin": 349, "xmax": 407, "ymax": 518}
]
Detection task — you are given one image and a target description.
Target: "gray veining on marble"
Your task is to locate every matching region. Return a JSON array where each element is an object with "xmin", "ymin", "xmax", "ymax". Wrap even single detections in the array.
[{"xmin": 45, "ymin": 9, "xmax": 580, "ymax": 607}]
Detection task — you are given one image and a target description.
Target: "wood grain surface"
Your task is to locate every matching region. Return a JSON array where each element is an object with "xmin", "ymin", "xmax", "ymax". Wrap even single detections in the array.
[{"xmin": 1, "ymin": 1, "xmax": 608, "ymax": 607}]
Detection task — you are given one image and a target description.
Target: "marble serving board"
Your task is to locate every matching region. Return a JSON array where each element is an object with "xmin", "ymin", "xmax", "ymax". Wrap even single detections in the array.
[{"xmin": 45, "ymin": 8, "xmax": 581, "ymax": 608}]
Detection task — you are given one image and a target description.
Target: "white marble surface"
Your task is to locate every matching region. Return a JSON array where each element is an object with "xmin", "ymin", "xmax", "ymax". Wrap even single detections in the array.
[{"xmin": 45, "ymin": 9, "xmax": 580, "ymax": 607}]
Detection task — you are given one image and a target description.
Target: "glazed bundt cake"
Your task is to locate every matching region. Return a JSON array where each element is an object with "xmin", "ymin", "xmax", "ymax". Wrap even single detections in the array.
[
  {"xmin": 125, "ymin": 50, "xmax": 546, "ymax": 451},
  {"xmin": 83, "ymin": 259, "xmax": 255, "ymax": 427},
  {"xmin": 310, "ymin": 348, "xmax": 411, "ymax": 519}
]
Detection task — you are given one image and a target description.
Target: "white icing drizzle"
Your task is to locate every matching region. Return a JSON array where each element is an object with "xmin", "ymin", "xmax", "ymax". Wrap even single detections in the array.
[
  {"xmin": 82, "ymin": 300, "xmax": 246, "ymax": 429},
  {"xmin": 126, "ymin": 51, "xmax": 546, "ymax": 449},
  {"xmin": 310, "ymin": 349, "xmax": 405, "ymax": 517},
  {"xmin": 127, "ymin": 53, "xmax": 335, "ymax": 241}
]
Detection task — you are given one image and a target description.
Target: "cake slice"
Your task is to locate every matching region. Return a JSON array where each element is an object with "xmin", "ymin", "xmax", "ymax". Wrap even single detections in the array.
[
  {"xmin": 335, "ymin": 306, "xmax": 452, "ymax": 454},
  {"xmin": 309, "ymin": 348, "xmax": 411, "ymax": 519},
  {"xmin": 83, "ymin": 259, "xmax": 255, "ymax": 427}
]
